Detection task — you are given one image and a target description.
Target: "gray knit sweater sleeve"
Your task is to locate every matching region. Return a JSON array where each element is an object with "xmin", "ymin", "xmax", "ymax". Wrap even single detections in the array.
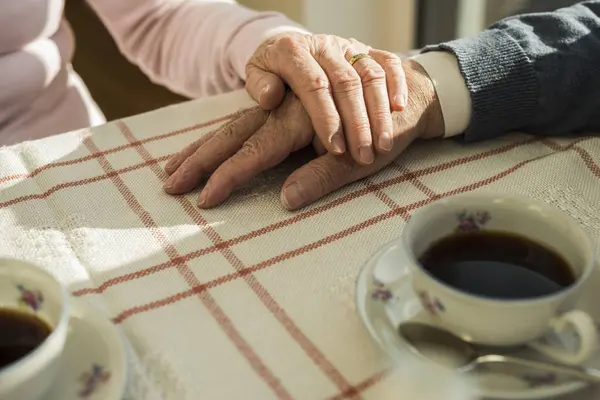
[{"xmin": 423, "ymin": 1, "xmax": 600, "ymax": 141}]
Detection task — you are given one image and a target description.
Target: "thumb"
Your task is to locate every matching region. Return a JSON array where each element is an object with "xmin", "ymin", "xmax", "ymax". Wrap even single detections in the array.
[
  {"xmin": 245, "ymin": 64, "xmax": 286, "ymax": 110},
  {"xmin": 280, "ymin": 146, "xmax": 404, "ymax": 210},
  {"xmin": 280, "ymin": 153, "xmax": 366, "ymax": 210}
]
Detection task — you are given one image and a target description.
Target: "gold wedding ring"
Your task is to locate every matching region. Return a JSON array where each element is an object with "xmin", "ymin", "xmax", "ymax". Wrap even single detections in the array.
[{"xmin": 348, "ymin": 53, "xmax": 373, "ymax": 66}]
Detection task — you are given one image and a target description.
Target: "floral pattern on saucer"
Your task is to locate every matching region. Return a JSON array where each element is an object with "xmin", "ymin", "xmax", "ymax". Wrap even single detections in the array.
[
  {"xmin": 78, "ymin": 364, "xmax": 111, "ymax": 398},
  {"xmin": 371, "ymin": 280, "xmax": 394, "ymax": 302},
  {"xmin": 17, "ymin": 284, "xmax": 44, "ymax": 311},
  {"xmin": 356, "ymin": 240, "xmax": 600, "ymax": 400},
  {"xmin": 418, "ymin": 290, "xmax": 445, "ymax": 316},
  {"xmin": 456, "ymin": 210, "xmax": 491, "ymax": 232}
]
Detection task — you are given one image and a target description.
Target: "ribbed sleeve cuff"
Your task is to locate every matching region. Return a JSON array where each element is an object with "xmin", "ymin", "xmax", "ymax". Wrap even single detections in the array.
[{"xmin": 423, "ymin": 29, "xmax": 538, "ymax": 141}]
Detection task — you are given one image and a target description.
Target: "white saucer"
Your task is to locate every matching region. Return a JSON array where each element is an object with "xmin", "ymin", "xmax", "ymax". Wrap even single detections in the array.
[
  {"xmin": 46, "ymin": 297, "xmax": 127, "ymax": 400},
  {"xmin": 356, "ymin": 240, "xmax": 600, "ymax": 400}
]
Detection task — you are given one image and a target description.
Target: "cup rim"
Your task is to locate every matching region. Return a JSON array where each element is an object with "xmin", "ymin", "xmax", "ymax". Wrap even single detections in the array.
[
  {"xmin": 0, "ymin": 258, "xmax": 70, "ymax": 376},
  {"xmin": 402, "ymin": 193, "xmax": 596, "ymax": 305}
]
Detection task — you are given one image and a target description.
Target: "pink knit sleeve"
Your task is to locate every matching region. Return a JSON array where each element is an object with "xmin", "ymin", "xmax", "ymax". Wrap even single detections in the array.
[{"xmin": 86, "ymin": 0, "xmax": 308, "ymax": 98}]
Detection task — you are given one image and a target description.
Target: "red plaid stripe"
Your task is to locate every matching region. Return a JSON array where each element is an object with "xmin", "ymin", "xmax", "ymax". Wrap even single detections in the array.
[
  {"xmin": 0, "ymin": 115, "xmax": 232, "ymax": 185},
  {"xmin": 105, "ymin": 171, "xmax": 495, "ymax": 324},
  {"xmin": 0, "ymin": 136, "xmax": 543, "ymax": 212},
  {"xmin": 67, "ymin": 136, "xmax": 597, "ymax": 299},
  {"xmin": 1, "ymin": 112, "xmax": 599, "ymax": 397},
  {"xmin": 362, "ymin": 176, "xmax": 410, "ymax": 220},
  {"xmin": 392, "ymin": 163, "xmax": 438, "ymax": 199},
  {"xmin": 0, "ymin": 157, "xmax": 170, "ymax": 209},
  {"xmin": 540, "ymin": 139, "xmax": 600, "ymax": 178},
  {"xmin": 83, "ymin": 135, "xmax": 293, "ymax": 399},
  {"xmin": 329, "ymin": 370, "xmax": 389, "ymax": 400},
  {"xmin": 116, "ymin": 121, "xmax": 360, "ymax": 397},
  {"xmin": 106, "ymin": 136, "xmax": 600, "ymax": 330}
]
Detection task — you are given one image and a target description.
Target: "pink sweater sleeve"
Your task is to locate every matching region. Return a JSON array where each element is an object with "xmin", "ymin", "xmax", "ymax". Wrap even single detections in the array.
[{"xmin": 86, "ymin": 0, "xmax": 308, "ymax": 98}]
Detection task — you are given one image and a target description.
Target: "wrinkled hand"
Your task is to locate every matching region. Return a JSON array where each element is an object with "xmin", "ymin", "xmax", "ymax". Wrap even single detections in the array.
[
  {"xmin": 245, "ymin": 32, "xmax": 408, "ymax": 165},
  {"xmin": 164, "ymin": 60, "xmax": 443, "ymax": 210}
]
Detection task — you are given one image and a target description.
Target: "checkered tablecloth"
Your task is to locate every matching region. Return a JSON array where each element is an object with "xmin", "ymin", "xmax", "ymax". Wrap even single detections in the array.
[{"xmin": 1, "ymin": 90, "xmax": 600, "ymax": 399}]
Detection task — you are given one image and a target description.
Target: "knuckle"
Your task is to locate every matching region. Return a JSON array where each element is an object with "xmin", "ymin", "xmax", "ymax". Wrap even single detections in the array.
[
  {"xmin": 304, "ymin": 75, "xmax": 331, "ymax": 93},
  {"xmin": 274, "ymin": 35, "xmax": 304, "ymax": 57},
  {"xmin": 379, "ymin": 52, "xmax": 402, "ymax": 68},
  {"xmin": 309, "ymin": 165, "xmax": 338, "ymax": 192},
  {"xmin": 331, "ymin": 69, "xmax": 361, "ymax": 93},
  {"xmin": 274, "ymin": 35, "xmax": 297, "ymax": 49},
  {"xmin": 239, "ymin": 139, "xmax": 263, "ymax": 158},
  {"xmin": 314, "ymin": 45, "xmax": 329, "ymax": 63},
  {"xmin": 358, "ymin": 65, "xmax": 386, "ymax": 85},
  {"xmin": 380, "ymin": 50, "xmax": 401, "ymax": 60},
  {"xmin": 348, "ymin": 119, "xmax": 371, "ymax": 135},
  {"xmin": 262, "ymin": 42, "xmax": 278, "ymax": 64},
  {"xmin": 370, "ymin": 108, "xmax": 392, "ymax": 125},
  {"xmin": 309, "ymin": 159, "xmax": 358, "ymax": 191},
  {"xmin": 228, "ymin": 107, "xmax": 267, "ymax": 132},
  {"xmin": 214, "ymin": 120, "xmax": 239, "ymax": 143}
]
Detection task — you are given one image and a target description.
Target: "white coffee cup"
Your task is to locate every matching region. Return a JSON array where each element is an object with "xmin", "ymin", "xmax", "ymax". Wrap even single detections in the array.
[
  {"xmin": 400, "ymin": 193, "xmax": 598, "ymax": 365},
  {"xmin": 0, "ymin": 258, "xmax": 70, "ymax": 400}
]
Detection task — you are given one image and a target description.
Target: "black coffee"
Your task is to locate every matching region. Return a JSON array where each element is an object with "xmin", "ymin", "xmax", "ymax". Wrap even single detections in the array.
[
  {"xmin": 0, "ymin": 308, "xmax": 51, "ymax": 369},
  {"xmin": 419, "ymin": 231, "xmax": 575, "ymax": 299}
]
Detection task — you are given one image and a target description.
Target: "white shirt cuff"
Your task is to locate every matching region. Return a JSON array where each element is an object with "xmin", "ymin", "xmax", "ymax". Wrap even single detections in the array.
[{"xmin": 410, "ymin": 51, "xmax": 472, "ymax": 137}]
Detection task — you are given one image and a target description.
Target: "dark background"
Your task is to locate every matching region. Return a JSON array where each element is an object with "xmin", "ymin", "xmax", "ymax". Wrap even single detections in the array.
[
  {"xmin": 416, "ymin": 0, "xmax": 580, "ymax": 47},
  {"xmin": 64, "ymin": 0, "xmax": 186, "ymax": 121}
]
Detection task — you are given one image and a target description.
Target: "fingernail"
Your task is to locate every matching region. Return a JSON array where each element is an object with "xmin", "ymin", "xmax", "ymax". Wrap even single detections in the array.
[
  {"xmin": 401, "ymin": 91, "xmax": 409, "ymax": 108},
  {"xmin": 359, "ymin": 144, "xmax": 375, "ymax": 164},
  {"xmin": 259, "ymin": 85, "xmax": 269, "ymax": 103},
  {"xmin": 282, "ymin": 182, "xmax": 304, "ymax": 209},
  {"xmin": 198, "ymin": 183, "xmax": 210, "ymax": 207},
  {"xmin": 330, "ymin": 134, "xmax": 346, "ymax": 154},
  {"xmin": 163, "ymin": 176, "xmax": 176, "ymax": 191},
  {"xmin": 394, "ymin": 94, "xmax": 406, "ymax": 111},
  {"xmin": 378, "ymin": 133, "xmax": 393, "ymax": 152}
]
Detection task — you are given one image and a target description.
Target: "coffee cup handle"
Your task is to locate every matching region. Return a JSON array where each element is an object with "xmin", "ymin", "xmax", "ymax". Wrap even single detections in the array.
[{"xmin": 529, "ymin": 310, "xmax": 598, "ymax": 365}]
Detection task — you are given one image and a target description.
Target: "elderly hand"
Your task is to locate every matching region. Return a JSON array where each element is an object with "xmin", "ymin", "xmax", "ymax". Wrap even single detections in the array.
[
  {"xmin": 164, "ymin": 60, "xmax": 442, "ymax": 210},
  {"xmin": 245, "ymin": 32, "xmax": 408, "ymax": 165}
]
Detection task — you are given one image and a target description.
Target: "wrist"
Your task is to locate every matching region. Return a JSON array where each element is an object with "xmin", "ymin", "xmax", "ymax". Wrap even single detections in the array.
[{"xmin": 401, "ymin": 59, "xmax": 444, "ymax": 140}]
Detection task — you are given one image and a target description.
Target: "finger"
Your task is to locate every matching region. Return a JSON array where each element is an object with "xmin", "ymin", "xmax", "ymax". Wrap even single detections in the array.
[
  {"xmin": 165, "ymin": 108, "xmax": 259, "ymax": 175},
  {"xmin": 312, "ymin": 136, "xmax": 327, "ymax": 156},
  {"xmin": 348, "ymin": 51, "xmax": 394, "ymax": 154},
  {"xmin": 370, "ymin": 49, "xmax": 407, "ymax": 112},
  {"xmin": 197, "ymin": 122, "xmax": 299, "ymax": 208},
  {"xmin": 261, "ymin": 36, "xmax": 345, "ymax": 155},
  {"xmin": 316, "ymin": 45, "xmax": 374, "ymax": 165},
  {"xmin": 163, "ymin": 107, "xmax": 267, "ymax": 194},
  {"xmin": 164, "ymin": 130, "xmax": 217, "ymax": 175},
  {"xmin": 245, "ymin": 65, "xmax": 286, "ymax": 110},
  {"xmin": 280, "ymin": 153, "xmax": 367, "ymax": 210},
  {"xmin": 281, "ymin": 147, "xmax": 404, "ymax": 210}
]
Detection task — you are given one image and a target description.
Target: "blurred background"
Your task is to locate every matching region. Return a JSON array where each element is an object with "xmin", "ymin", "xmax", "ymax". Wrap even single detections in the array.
[{"xmin": 65, "ymin": 0, "xmax": 578, "ymax": 122}]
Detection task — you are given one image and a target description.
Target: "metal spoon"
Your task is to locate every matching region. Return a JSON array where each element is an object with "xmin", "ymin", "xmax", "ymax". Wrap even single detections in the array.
[{"xmin": 398, "ymin": 322, "xmax": 600, "ymax": 383}]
